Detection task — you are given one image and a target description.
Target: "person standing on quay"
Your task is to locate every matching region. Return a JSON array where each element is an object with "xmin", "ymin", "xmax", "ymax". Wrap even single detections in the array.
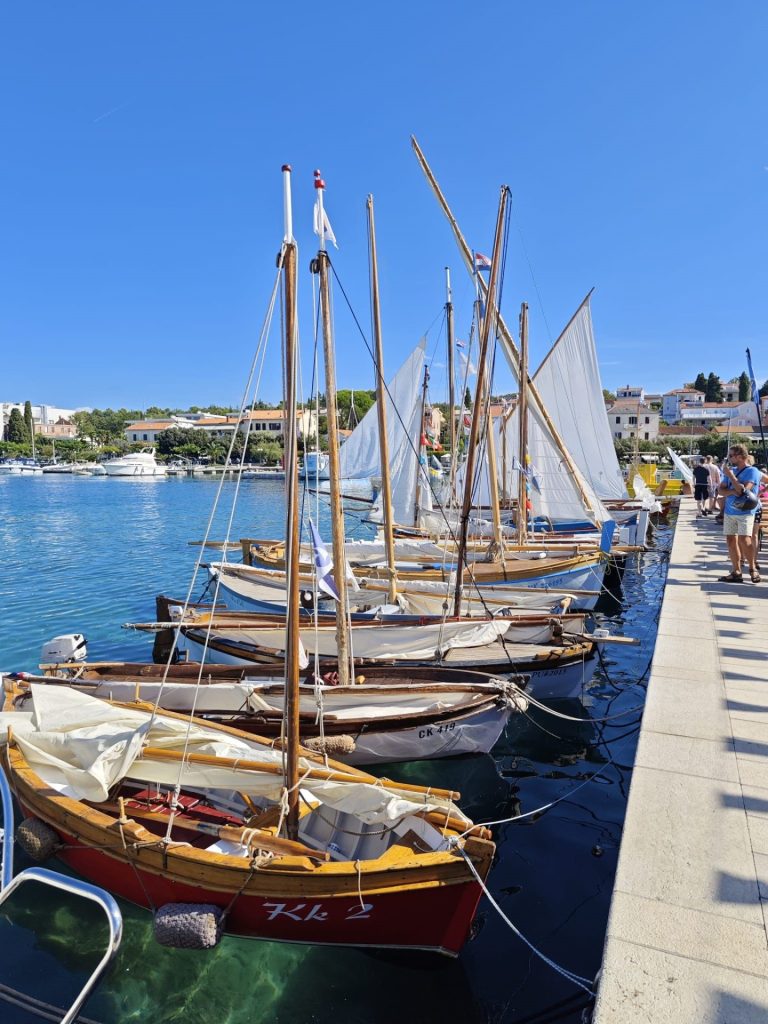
[
  {"xmin": 706, "ymin": 456, "xmax": 721, "ymax": 514},
  {"xmin": 693, "ymin": 458, "xmax": 711, "ymax": 516},
  {"xmin": 718, "ymin": 444, "xmax": 762, "ymax": 583}
]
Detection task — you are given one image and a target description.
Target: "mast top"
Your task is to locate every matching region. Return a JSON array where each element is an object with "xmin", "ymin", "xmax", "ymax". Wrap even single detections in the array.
[
  {"xmin": 282, "ymin": 164, "xmax": 292, "ymax": 173},
  {"xmin": 314, "ymin": 169, "xmax": 325, "ymax": 190}
]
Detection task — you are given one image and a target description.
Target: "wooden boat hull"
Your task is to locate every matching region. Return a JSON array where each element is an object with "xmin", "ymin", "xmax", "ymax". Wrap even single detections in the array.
[
  {"xmin": 177, "ymin": 632, "xmax": 597, "ymax": 701},
  {"xmin": 9, "ymin": 745, "xmax": 492, "ymax": 956}
]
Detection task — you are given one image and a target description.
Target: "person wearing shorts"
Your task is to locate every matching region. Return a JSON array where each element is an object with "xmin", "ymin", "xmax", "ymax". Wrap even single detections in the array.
[
  {"xmin": 692, "ymin": 458, "xmax": 710, "ymax": 515},
  {"xmin": 718, "ymin": 444, "xmax": 762, "ymax": 583}
]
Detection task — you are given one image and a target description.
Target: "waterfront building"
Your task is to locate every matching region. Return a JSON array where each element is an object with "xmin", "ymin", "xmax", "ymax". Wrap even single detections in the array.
[
  {"xmin": 0, "ymin": 401, "xmax": 82, "ymax": 437},
  {"xmin": 124, "ymin": 408, "xmax": 317, "ymax": 445},
  {"xmin": 661, "ymin": 388, "xmax": 704, "ymax": 423},
  {"xmin": 606, "ymin": 400, "xmax": 660, "ymax": 441},
  {"xmin": 615, "ymin": 385, "xmax": 644, "ymax": 401}
]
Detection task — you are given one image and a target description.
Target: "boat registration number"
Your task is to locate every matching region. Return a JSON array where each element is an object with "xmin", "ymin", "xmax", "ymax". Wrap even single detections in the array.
[
  {"xmin": 418, "ymin": 721, "xmax": 456, "ymax": 739},
  {"xmin": 263, "ymin": 901, "xmax": 373, "ymax": 922}
]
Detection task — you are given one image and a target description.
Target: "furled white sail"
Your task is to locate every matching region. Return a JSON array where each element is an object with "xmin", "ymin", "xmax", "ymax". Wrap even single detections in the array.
[
  {"xmin": 338, "ymin": 341, "xmax": 426, "ymax": 525},
  {"xmin": 1, "ymin": 685, "xmax": 467, "ymax": 825},
  {"xmin": 667, "ymin": 447, "xmax": 693, "ymax": 484},
  {"xmin": 532, "ymin": 299, "xmax": 628, "ymax": 502}
]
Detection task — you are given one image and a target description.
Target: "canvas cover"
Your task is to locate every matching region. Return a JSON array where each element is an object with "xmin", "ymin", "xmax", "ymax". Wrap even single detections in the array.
[{"xmin": 0, "ymin": 685, "xmax": 468, "ymax": 825}]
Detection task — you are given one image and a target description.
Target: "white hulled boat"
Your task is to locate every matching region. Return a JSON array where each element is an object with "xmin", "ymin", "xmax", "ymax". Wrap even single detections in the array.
[{"xmin": 103, "ymin": 449, "xmax": 166, "ymax": 477}]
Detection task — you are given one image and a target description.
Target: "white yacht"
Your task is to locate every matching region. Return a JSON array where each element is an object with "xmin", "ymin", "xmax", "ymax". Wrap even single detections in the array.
[
  {"xmin": 103, "ymin": 449, "xmax": 166, "ymax": 477},
  {"xmin": 0, "ymin": 458, "xmax": 43, "ymax": 475}
]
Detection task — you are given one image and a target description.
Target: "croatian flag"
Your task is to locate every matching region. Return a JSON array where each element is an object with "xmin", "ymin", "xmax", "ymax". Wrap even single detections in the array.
[
  {"xmin": 308, "ymin": 518, "xmax": 340, "ymax": 600},
  {"xmin": 474, "ymin": 251, "xmax": 492, "ymax": 272}
]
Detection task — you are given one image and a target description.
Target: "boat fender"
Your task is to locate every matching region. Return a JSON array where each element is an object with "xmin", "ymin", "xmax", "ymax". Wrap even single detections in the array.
[
  {"xmin": 154, "ymin": 903, "xmax": 224, "ymax": 949},
  {"xmin": 303, "ymin": 735, "xmax": 356, "ymax": 755},
  {"xmin": 16, "ymin": 817, "xmax": 61, "ymax": 862}
]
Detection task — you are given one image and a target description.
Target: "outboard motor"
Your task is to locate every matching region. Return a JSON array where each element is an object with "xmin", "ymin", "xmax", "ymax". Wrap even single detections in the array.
[{"xmin": 41, "ymin": 633, "xmax": 88, "ymax": 664}]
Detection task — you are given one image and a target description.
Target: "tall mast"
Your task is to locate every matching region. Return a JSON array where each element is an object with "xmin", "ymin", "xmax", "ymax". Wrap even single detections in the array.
[
  {"xmin": 410, "ymin": 136, "xmax": 598, "ymax": 520},
  {"xmin": 413, "ymin": 364, "xmax": 430, "ymax": 526},
  {"xmin": 313, "ymin": 170, "xmax": 351, "ymax": 686},
  {"xmin": 366, "ymin": 195, "xmax": 397, "ymax": 603},
  {"xmin": 475, "ymin": 292, "xmax": 503, "ymax": 554},
  {"xmin": 445, "ymin": 268, "xmax": 457, "ymax": 504},
  {"xmin": 517, "ymin": 303, "xmax": 529, "ymax": 547},
  {"xmin": 281, "ymin": 164, "xmax": 301, "ymax": 840},
  {"xmin": 453, "ymin": 186, "xmax": 509, "ymax": 617}
]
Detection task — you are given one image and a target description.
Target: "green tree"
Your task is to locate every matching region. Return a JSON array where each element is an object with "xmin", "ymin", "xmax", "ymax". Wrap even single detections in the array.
[
  {"xmin": 705, "ymin": 373, "xmax": 723, "ymax": 402},
  {"xmin": 738, "ymin": 371, "xmax": 751, "ymax": 402},
  {"xmin": 336, "ymin": 390, "xmax": 375, "ymax": 429},
  {"xmin": 23, "ymin": 401, "xmax": 33, "ymax": 441},
  {"xmin": 759, "ymin": 379, "xmax": 768, "ymax": 399},
  {"xmin": 602, "ymin": 389, "xmax": 616, "ymax": 405},
  {"xmin": 693, "ymin": 372, "xmax": 708, "ymax": 393},
  {"xmin": 5, "ymin": 408, "xmax": 26, "ymax": 443}
]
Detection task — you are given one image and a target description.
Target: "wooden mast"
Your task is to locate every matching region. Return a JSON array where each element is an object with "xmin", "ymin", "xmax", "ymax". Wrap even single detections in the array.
[
  {"xmin": 474, "ymin": 291, "xmax": 504, "ymax": 556},
  {"xmin": 517, "ymin": 303, "xmax": 529, "ymax": 547},
  {"xmin": 445, "ymin": 268, "xmax": 457, "ymax": 504},
  {"xmin": 366, "ymin": 195, "xmax": 397, "ymax": 603},
  {"xmin": 313, "ymin": 170, "xmax": 351, "ymax": 686},
  {"xmin": 410, "ymin": 136, "xmax": 597, "ymax": 519},
  {"xmin": 413, "ymin": 364, "xmax": 430, "ymax": 526},
  {"xmin": 453, "ymin": 186, "xmax": 509, "ymax": 617},
  {"xmin": 281, "ymin": 164, "xmax": 301, "ymax": 840}
]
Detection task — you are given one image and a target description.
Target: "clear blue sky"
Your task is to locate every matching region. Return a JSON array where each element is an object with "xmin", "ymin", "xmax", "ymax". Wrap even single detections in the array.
[{"xmin": 2, "ymin": 2, "xmax": 767, "ymax": 411}]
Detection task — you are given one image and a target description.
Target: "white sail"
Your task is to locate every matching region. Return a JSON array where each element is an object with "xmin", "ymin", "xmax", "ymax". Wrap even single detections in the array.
[
  {"xmin": 532, "ymin": 298, "xmax": 628, "ymax": 501},
  {"xmin": 338, "ymin": 340, "xmax": 426, "ymax": 525},
  {"xmin": 667, "ymin": 447, "xmax": 693, "ymax": 484}
]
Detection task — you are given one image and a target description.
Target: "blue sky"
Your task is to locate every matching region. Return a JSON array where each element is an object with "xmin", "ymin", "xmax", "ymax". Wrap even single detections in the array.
[{"xmin": 2, "ymin": 2, "xmax": 767, "ymax": 410}]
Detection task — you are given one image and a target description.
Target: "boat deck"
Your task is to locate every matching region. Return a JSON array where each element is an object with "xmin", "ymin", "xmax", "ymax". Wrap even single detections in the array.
[{"xmin": 594, "ymin": 499, "xmax": 768, "ymax": 1022}]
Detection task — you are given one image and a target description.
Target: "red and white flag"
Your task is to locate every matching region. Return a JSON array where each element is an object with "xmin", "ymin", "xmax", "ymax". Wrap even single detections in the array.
[{"xmin": 474, "ymin": 252, "xmax": 491, "ymax": 272}]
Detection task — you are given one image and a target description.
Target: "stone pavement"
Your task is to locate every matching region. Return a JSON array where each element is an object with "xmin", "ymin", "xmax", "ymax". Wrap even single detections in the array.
[{"xmin": 593, "ymin": 499, "xmax": 768, "ymax": 1023}]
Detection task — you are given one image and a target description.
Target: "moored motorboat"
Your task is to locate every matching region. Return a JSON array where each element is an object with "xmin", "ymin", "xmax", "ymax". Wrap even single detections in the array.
[{"xmin": 103, "ymin": 449, "xmax": 166, "ymax": 477}]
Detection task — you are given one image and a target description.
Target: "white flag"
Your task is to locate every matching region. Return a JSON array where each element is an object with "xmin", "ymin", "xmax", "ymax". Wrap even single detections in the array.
[
  {"xmin": 313, "ymin": 199, "xmax": 338, "ymax": 249},
  {"xmin": 309, "ymin": 517, "xmax": 340, "ymax": 600}
]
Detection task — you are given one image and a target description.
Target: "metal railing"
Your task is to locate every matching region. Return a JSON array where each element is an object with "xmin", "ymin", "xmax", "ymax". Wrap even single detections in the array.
[{"xmin": 0, "ymin": 763, "xmax": 123, "ymax": 1024}]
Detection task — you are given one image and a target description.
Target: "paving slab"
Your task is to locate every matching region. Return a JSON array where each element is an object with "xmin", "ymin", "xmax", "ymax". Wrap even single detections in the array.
[{"xmin": 595, "ymin": 500, "xmax": 768, "ymax": 1023}]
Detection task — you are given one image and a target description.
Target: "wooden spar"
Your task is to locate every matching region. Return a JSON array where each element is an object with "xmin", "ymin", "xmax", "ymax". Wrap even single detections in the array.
[
  {"xmin": 453, "ymin": 186, "xmax": 509, "ymax": 617},
  {"xmin": 409, "ymin": 136, "xmax": 597, "ymax": 519},
  {"xmin": 413, "ymin": 364, "xmax": 430, "ymax": 525},
  {"xmin": 137, "ymin": 746, "xmax": 461, "ymax": 799},
  {"xmin": 281, "ymin": 164, "xmax": 301, "ymax": 840},
  {"xmin": 314, "ymin": 172, "xmax": 350, "ymax": 687},
  {"xmin": 518, "ymin": 303, "xmax": 529, "ymax": 547},
  {"xmin": 481, "ymin": 324, "xmax": 504, "ymax": 555},
  {"xmin": 366, "ymin": 195, "xmax": 397, "ymax": 603},
  {"xmin": 531, "ymin": 289, "xmax": 595, "ymax": 382},
  {"xmin": 99, "ymin": 802, "xmax": 329, "ymax": 860},
  {"xmin": 445, "ymin": 268, "xmax": 457, "ymax": 504}
]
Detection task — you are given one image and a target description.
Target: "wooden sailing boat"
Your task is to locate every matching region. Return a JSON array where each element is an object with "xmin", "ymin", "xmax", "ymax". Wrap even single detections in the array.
[{"xmin": 0, "ymin": 166, "xmax": 495, "ymax": 955}]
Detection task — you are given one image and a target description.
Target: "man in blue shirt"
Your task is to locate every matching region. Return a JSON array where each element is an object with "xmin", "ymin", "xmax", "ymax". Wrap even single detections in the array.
[{"xmin": 718, "ymin": 444, "xmax": 762, "ymax": 583}]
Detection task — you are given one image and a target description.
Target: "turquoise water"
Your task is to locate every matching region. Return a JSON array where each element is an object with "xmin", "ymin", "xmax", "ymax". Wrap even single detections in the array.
[{"xmin": 0, "ymin": 475, "xmax": 673, "ymax": 1023}]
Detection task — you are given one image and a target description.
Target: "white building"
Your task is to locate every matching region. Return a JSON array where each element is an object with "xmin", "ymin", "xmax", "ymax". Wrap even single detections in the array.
[
  {"xmin": 662, "ymin": 389, "xmax": 705, "ymax": 423},
  {"xmin": 677, "ymin": 401, "xmax": 758, "ymax": 430},
  {"xmin": 1, "ymin": 402, "xmax": 81, "ymax": 437},
  {"xmin": 616, "ymin": 385, "xmax": 645, "ymax": 401},
  {"xmin": 607, "ymin": 401, "xmax": 660, "ymax": 441}
]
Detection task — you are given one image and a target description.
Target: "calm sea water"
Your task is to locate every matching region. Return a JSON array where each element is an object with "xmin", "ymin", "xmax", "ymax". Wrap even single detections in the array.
[{"xmin": 0, "ymin": 475, "xmax": 673, "ymax": 1024}]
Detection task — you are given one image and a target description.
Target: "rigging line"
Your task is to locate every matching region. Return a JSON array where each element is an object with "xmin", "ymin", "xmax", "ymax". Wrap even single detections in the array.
[
  {"xmin": 513, "ymin": 212, "xmax": 553, "ymax": 345},
  {"xmin": 455, "ymin": 846, "xmax": 594, "ymax": 994},
  {"xmin": 327, "ymin": 217, "xmax": 522, "ymax": 624},
  {"xmin": 150, "ymin": 256, "xmax": 283, "ymax": 729},
  {"xmin": 467, "ymin": 753, "xmax": 617, "ymax": 834}
]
